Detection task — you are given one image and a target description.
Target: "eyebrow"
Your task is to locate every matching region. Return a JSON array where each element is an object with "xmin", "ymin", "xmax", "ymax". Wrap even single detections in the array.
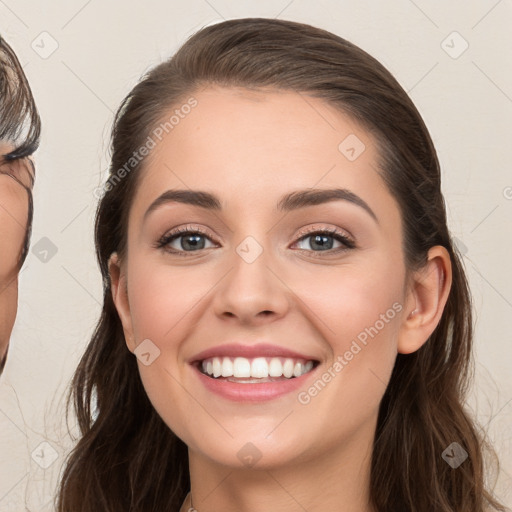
[{"xmin": 143, "ymin": 188, "xmax": 378, "ymax": 224}]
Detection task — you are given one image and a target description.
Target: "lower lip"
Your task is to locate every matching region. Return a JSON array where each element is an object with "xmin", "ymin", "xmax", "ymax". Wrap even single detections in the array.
[{"xmin": 192, "ymin": 364, "xmax": 318, "ymax": 402}]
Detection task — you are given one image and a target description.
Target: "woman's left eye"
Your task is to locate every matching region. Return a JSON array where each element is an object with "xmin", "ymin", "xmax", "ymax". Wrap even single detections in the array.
[
  {"xmin": 155, "ymin": 226, "xmax": 355, "ymax": 256},
  {"xmin": 293, "ymin": 229, "xmax": 356, "ymax": 254}
]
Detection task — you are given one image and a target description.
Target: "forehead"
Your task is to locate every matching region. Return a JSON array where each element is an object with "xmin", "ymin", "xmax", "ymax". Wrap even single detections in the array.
[
  {"xmin": 155, "ymin": 87, "xmax": 369, "ymax": 169},
  {"xmin": 129, "ymin": 86, "xmax": 399, "ymax": 224}
]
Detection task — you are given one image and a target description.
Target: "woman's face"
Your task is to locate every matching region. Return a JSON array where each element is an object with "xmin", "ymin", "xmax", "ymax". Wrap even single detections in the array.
[
  {"xmin": 112, "ymin": 86, "xmax": 417, "ymax": 470},
  {"xmin": 0, "ymin": 143, "xmax": 33, "ymax": 371}
]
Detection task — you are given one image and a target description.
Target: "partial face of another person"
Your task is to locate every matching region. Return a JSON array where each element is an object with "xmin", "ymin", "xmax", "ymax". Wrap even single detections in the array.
[
  {"xmin": 0, "ymin": 142, "xmax": 33, "ymax": 372},
  {"xmin": 110, "ymin": 87, "xmax": 443, "ymax": 471}
]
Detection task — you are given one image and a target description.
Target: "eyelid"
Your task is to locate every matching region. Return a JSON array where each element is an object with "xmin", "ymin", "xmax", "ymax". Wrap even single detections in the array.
[
  {"xmin": 160, "ymin": 224, "xmax": 214, "ymax": 239},
  {"xmin": 293, "ymin": 224, "xmax": 355, "ymax": 244}
]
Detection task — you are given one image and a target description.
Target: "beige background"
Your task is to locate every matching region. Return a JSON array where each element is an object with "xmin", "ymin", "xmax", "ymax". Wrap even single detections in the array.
[{"xmin": 0, "ymin": 0, "xmax": 511, "ymax": 510}]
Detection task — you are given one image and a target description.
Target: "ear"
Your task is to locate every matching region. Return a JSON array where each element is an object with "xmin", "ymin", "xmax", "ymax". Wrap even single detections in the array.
[
  {"xmin": 108, "ymin": 252, "xmax": 136, "ymax": 353},
  {"xmin": 397, "ymin": 245, "xmax": 452, "ymax": 354}
]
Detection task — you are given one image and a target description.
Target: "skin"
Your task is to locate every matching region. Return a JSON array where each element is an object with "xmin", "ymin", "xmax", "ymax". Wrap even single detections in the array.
[
  {"xmin": 0, "ymin": 142, "xmax": 32, "ymax": 371},
  {"xmin": 110, "ymin": 86, "xmax": 452, "ymax": 512}
]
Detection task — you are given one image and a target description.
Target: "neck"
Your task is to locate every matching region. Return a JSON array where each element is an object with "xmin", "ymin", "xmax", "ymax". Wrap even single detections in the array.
[{"xmin": 184, "ymin": 422, "xmax": 376, "ymax": 512}]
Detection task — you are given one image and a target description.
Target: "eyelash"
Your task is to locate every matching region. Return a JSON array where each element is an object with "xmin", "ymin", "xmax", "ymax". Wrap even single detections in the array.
[{"xmin": 155, "ymin": 224, "xmax": 356, "ymax": 257}]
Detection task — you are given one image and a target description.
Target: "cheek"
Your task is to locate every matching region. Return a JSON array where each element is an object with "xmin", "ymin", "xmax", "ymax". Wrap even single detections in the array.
[
  {"xmin": 126, "ymin": 259, "xmax": 211, "ymax": 343},
  {"xmin": 0, "ymin": 211, "xmax": 28, "ymax": 281},
  {"xmin": 290, "ymin": 259, "xmax": 403, "ymax": 417},
  {"xmin": 124, "ymin": 258, "xmax": 208, "ymax": 432},
  {"xmin": 295, "ymin": 257, "xmax": 404, "ymax": 351},
  {"xmin": 340, "ymin": 278, "xmax": 401, "ymax": 350}
]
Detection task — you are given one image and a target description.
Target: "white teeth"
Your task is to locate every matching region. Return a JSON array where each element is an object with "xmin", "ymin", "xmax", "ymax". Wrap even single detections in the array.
[
  {"xmin": 233, "ymin": 357, "xmax": 251, "ymax": 378},
  {"xmin": 199, "ymin": 356, "xmax": 316, "ymax": 380},
  {"xmin": 212, "ymin": 357, "xmax": 222, "ymax": 378},
  {"xmin": 221, "ymin": 357, "xmax": 233, "ymax": 377},
  {"xmin": 251, "ymin": 357, "xmax": 268, "ymax": 378},
  {"xmin": 283, "ymin": 359, "xmax": 294, "ymax": 378},
  {"xmin": 269, "ymin": 357, "xmax": 282, "ymax": 377}
]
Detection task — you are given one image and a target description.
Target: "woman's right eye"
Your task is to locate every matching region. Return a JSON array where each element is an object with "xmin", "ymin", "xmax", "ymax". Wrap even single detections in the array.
[{"xmin": 156, "ymin": 227, "xmax": 217, "ymax": 256}]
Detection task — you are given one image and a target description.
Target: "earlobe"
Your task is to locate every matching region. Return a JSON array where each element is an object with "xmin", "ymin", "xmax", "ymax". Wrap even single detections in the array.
[
  {"xmin": 397, "ymin": 246, "xmax": 452, "ymax": 354},
  {"xmin": 108, "ymin": 252, "xmax": 136, "ymax": 353}
]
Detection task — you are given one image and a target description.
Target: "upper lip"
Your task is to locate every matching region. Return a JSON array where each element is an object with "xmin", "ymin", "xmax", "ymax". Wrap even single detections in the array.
[{"xmin": 189, "ymin": 343, "xmax": 320, "ymax": 364}]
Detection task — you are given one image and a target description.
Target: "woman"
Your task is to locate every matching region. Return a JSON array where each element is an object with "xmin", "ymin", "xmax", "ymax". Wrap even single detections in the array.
[
  {"xmin": 57, "ymin": 18, "xmax": 507, "ymax": 512},
  {"xmin": 0, "ymin": 35, "xmax": 40, "ymax": 376}
]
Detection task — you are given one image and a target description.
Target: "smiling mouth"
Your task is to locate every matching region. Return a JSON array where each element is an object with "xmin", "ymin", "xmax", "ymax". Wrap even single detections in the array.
[{"xmin": 196, "ymin": 356, "xmax": 319, "ymax": 383}]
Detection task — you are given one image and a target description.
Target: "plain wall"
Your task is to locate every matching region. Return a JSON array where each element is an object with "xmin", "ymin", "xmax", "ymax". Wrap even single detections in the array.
[{"xmin": 0, "ymin": 0, "xmax": 511, "ymax": 510}]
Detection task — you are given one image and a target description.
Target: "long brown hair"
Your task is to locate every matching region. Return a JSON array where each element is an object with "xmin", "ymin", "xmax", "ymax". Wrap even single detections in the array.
[{"xmin": 56, "ymin": 18, "xmax": 507, "ymax": 512}]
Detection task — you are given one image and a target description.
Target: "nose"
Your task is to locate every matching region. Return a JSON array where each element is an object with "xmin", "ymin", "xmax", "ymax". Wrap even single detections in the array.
[{"xmin": 211, "ymin": 243, "xmax": 290, "ymax": 326}]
